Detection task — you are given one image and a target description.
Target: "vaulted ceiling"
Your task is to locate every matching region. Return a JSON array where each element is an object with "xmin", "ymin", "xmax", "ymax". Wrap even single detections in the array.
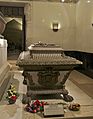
[
  {"xmin": 0, "ymin": 0, "xmax": 79, "ymax": 6},
  {"xmin": 29, "ymin": 0, "xmax": 79, "ymax": 3},
  {"xmin": 42, "ymin": 0, "xmax": 79, "ymax": 3}
]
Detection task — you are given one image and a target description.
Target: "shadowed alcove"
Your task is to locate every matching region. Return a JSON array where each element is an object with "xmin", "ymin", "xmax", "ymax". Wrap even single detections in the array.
[
  {"xmin": 3, "ymin": 18, "xmax": 22, "ymax": 59},
  {"xmin": 0, "ymin": 5, "xmax": 25, "ymax": 60}
]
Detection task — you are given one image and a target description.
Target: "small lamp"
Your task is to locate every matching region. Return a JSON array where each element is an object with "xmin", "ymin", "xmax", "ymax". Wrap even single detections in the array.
[{"xmin": 51, "ymin": 22, "xmax": 61, "ymax": 32}]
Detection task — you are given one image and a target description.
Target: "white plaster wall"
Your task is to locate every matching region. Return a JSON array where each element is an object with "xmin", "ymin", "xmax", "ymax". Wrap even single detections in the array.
[
  {"xmin": 26, "ymin": 1, "xmax": 76, "ymax": 50},
  {"xmin": 76, "ymin": 0, "xmax": 93, "ymax": 53},
  {"xmin": 0, "ymin": 39, "xmax": 7, "ymax": 67},
  {"xmin": 0, "ymin": 0, "xmax": 93, "ymax": 53}
]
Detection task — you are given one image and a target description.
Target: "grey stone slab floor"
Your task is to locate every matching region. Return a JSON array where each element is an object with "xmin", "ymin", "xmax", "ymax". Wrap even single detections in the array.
[{"xmin": 0, "ymin": 70, "xmax": 93, "ymax": 119}]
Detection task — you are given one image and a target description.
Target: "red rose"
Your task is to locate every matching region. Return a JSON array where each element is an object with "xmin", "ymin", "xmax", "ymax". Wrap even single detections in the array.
[{"xmin": 11, "ymin": 96, "xmax": 17, "ymax": 101}]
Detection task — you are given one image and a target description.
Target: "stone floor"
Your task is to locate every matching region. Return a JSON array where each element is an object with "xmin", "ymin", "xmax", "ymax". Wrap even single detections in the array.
[{"xmin": 0, "ymin": 69, "xmax": 93, "ymax": 119}]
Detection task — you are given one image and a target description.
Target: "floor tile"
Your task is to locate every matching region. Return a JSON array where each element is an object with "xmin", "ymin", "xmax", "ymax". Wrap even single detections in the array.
[{"xmin": 0, "ymin": 70, "xmax": 93, "ymax": 119}]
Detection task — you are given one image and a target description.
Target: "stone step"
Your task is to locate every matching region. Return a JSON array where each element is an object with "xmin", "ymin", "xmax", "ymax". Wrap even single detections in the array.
[{"xmin": 0, "ymin": 63, "xmax": 11, "ymax": 101}]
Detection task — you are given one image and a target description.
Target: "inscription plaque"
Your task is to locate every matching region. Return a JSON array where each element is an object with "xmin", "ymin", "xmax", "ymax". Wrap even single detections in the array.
[{"xmin": 44, "ymin": 104, "xmax": 64, "ymax": 117}]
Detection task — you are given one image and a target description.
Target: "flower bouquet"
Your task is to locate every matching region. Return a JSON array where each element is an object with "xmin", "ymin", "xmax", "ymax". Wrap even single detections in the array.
[
  {"xmin": 25, "ymin": 100, "xmax": 48, "ymax": 113},
  {"xmin": 6, "ymin": 84, "xmax": 19, "ymax": 104}
]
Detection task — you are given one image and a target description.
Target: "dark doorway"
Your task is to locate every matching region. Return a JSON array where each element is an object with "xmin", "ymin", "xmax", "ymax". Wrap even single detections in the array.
[
  {"xmin": 0, "ymin": 6, "xmax": 25, "ymax": 60},
  {"xmin": 3, "ymin": 17, "xmax": 23, "ymax": 59}
]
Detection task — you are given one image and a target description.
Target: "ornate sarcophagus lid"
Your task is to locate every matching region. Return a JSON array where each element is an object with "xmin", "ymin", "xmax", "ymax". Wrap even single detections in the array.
[{"xmin": 17, "ymin": 42, "xmax": 82, "ymax": 71}]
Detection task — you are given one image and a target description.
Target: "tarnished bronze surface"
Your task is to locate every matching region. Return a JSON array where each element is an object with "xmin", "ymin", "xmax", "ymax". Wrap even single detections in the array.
[{"xmin": 17, "ymin": 42, "xmax": 82, "ymax": 103}]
